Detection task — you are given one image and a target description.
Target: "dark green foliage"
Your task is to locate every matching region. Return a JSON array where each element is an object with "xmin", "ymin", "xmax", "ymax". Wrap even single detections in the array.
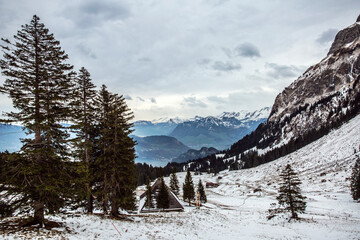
[
  {"xmin": 350, "ymin": 156, "xmax": 360, "ymax": 201},
  {"xmin": 136, "ymin": 164, "xmax": 169, "ymax": 186},
  {"xmin": 169, "ymin": 168, "xmax": 180, "ymax": 196},
  {"xmin": 156, "ymin": 178, "xmax": 170, "ymax": 209},
  {"xmin": 69, "ymin": 67, "xmax": 97, "ymax": 213},
  {"xmin": 0, "ymin": 200, "xmax": 13, "ymax": 218},
  {"xmin": 144, "ymin": 178, "xmax": 154, "ymax": 209},
  {"xmin": 276, "ymin": 164, "xmax": 306, "ymax": 219},
  {"xmin": 197, "ymin": 179, "xmax": 207, "ymax": 203},
  {"xmin": 0, "ymin": 15, "xmax": 74, "ymax": 226},
  {"xmin": 183, "ymin": 169, "xmax": 195, "ymax": 206},
  {"xmin": 93, "ymin": 85, "xmax": 137, "ymax": 216},
  {"xmin": 0, "ymin": 15, "xmax": 139, "ymax": 223}
]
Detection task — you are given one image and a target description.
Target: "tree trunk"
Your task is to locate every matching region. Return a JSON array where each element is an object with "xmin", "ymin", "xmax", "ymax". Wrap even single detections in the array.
[
  {"xmin": 33, "ymin": 201, "xmax": 45, "ymax": 227},
  {"xmin": 87, "ymin": 192, "xmax": 93, "ymax": 213},
  {"xmin": 111, "ymin": 198, "xmax": 119, "ymax": 217}
]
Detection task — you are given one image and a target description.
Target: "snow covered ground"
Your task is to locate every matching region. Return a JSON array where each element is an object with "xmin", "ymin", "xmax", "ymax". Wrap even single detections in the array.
[{"xmin": 1, "ymin": 114, "xmax": 360, "ymax": 239}]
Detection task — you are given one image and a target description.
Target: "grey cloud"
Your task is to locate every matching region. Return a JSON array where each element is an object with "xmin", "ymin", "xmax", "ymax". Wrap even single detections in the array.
[
  {"xmin": 150, "ymin": 98, "xmax": 157, "ymax": 104},
  {"xmin": 222, "ymin": 47, "xmax": 233, "ymax": 58},
  {"xmin": 182, "ymin": 97, "xmax": 207, "ymax": 108},
  {"xmin": 124, "ymin": 95, "xmax": 132, "ymax": 100},
  {"xmin": 137, "ymin": 97, "xmax": 145, "ymax": 102},
  {"xmin": 66, "ymin": 0, "xmax": 130, "ymax": 28},
  {"xmin": 235, "ymin": 42, "xmax": 261, "ymax": 58},
  {"xmin": 81, "ymin": 1, "xmax": 130, "ymax": 20},
  {"xmin": 198, "ymin": 58, "xmax": 212, "ymax": 65},
  {"xmin": 138, "ymin": 57, "xmax": 152, "ymax": 63},
  {"xmin": 207, "ymin": 96, "xmax": 228, "ymax": 104},
  {"xmin": 212, "ymin": 61, "xmax": 241, "ymax": 72},
  {"xmin": 316, "ymin": 28, "xmax": 338, "ymax": 44},
  {"xmin": 78, "ymin": 43, "xmax": 96, "ymax": 59},
  {"xmin": 265, "ymin": 63, "xmax": 304, "ymax": 79}
]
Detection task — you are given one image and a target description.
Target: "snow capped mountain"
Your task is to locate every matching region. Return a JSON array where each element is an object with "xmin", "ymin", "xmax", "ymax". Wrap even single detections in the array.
[
  {"xmin": 170, "ymin": 109, "xmax": 269, "ymax": 149},
  {"xmin": 218, "ymin": 107, "xmax": 270, "ymax": 122},
  {"xmin": 151, "ymin": 117, "xmax": 185, "ymax": 124},
  {"xmin": 133, "ymin": 108, "xmax": 270, "ymax": 146}
]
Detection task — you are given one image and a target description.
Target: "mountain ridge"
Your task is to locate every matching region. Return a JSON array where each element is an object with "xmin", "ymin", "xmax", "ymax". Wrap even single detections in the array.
[{"xmin": 165, "ymin": 15, "xmax": 360, "ymax": 172}]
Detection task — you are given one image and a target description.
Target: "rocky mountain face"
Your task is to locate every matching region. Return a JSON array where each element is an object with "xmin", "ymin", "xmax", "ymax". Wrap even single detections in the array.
[
  {"xmin": 171, "ymin": 147, "xmax": 218, "ymax": 163},
  {"xmin": 266, "ymin": 16, "xmax": 360, "ymax": 148},
  {"xmin": 170, "ymin": 15, "xmax": 360, "ymax": 172}
]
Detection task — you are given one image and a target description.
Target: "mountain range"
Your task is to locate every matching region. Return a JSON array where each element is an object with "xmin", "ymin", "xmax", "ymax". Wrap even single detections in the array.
[
  {"xmin": 0, "ymin": 108, "xmax": 269, "ymax": 166},
  {"xmin": 164, "ymin": 15, "xmax": 360, "ymax": 173},
  {"xmin": 131, "ymin": 108, "xmax": 269, "ymax": 165},
  {"xmin": 169, "ymin": 108, "xmax": 269, "ymax": 149},
  {"xmin": 134, "ymin": 107, "xmax": 270, "ymax": 150}
]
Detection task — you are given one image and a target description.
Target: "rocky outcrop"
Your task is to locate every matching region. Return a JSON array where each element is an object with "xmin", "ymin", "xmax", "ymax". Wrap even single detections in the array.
[
  {"xmin": 328, "ymin": 23, "xmax": 360, "ymax": 55},
  {"xmin": 253, "ymin": 14, "xmax": 360, "ymax": 150},
  {"xmin": 269, "ymin": 15, "xmax": 360, "ymax": 129}
]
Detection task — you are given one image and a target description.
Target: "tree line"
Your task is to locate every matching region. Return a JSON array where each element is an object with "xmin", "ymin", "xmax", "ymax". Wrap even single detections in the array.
[{"xmin": 0, "ymin": 15, "xmax": 136, "ymax": 226}]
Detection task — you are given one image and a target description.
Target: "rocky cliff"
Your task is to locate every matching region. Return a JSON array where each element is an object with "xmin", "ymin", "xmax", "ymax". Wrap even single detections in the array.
[{"xmin": 267, "ymin": 15, "xmax": 360, "ymax": 145}]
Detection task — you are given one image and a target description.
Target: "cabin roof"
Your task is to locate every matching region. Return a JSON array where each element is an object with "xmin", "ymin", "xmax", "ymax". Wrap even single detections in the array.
[{"xmin": 139, "ymin": 178, "xmax": 184, "ymax": 213}]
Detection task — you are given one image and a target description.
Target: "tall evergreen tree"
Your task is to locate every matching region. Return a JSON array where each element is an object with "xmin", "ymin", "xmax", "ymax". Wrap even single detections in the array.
[
  {"xmin": 276, "ymin": 164, "xmax": 306, "ymax": 219},
  {"xmin": 183, "ymin": 169, "xmax": 195, "ymax": 206},
  {"xmin": 169, "ymin": 168, "xmax": 180, "ymax": 196},
  {"xmin": 70, "ymin": 67, "xmax": 97, "ymax": 213},
  {"xmin": 197, "ymin": 179, "xmax": 207, "ymax": 203},
  {"xmin": 156, "ymin": 177, "xmax": 170, "ymax": 209},
  {"xmin": 93, "ymin": 85, "xmax": 137, "ymax": 216},
  {"xmin": 0, "ymin": 15, "xmax": 74, "ymax": 226},
  {"xmin": 350, "ymin": 156, "xmax": 360, "ymax": 201},
  {"xmin": 145, "ymin": 177, "xmax": 154, "ymax": 209}
]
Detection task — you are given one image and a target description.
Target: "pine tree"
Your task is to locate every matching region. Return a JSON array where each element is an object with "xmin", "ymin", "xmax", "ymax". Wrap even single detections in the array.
[
  {"xmin": 276, "ymin": 164, "xmax": 306, "ymax": 219},
  {"xmin": 350, "ymin": 156, "xmax": 360, "ymax": 201},
  {"xmin": 0, "ymin": 15, "xmax": 74, "ymax": 226},
  {"xmin": 197, "ymin": 179, "xmax": 207, "ymax": 203},
  {"xmin": 145, "ymin": 177, "xmax": 154, "ymax": 209},
  {"xmin": 93, "ymin": 85, "xmax": 137, "ymax": 216},
  {"xmin": 169, "ymin": 168, "xmax": 180, "ymax": 196},
  {"xmin": 183, "ymin": 169, "xmax": 195, "ymax": 206},
  {"xmin": 70, "ymin": 67, "xmax": 97, "ymax": 213},
  {"xmin": 156, "ymin": 177, "xmax": 170, "ymax": 209}
]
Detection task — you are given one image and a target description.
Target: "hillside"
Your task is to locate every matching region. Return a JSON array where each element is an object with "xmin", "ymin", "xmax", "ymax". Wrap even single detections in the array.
[
  {"xmin": 2, "ymin": 110, "xmax": 359, "ymax": 239},
  {"xmin": 171, "ymin": 147, "xmax": 218, "ymax": 163},
  {"xmin": 132, "ymin": 135, "xmax": 190, "ymax": 166}
]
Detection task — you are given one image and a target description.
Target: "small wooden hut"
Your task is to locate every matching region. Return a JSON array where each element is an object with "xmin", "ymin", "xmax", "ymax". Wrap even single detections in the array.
[{"xmin": 139, "ymin": 178, "xmax": 184, "ymax": 213}]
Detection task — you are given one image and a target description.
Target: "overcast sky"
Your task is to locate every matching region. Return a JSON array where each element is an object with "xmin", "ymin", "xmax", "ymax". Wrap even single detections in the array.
[{"xmin": 0, "ymin": 0, "xmax": 359, "ymax": 121}]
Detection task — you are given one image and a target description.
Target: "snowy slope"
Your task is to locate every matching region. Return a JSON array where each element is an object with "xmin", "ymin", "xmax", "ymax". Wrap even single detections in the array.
[{"xmin": 2, "ymin": 114, "xmax": 360, "ymax": 239}]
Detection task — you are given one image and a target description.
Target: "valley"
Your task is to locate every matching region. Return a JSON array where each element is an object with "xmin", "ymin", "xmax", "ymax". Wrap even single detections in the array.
[{"xmin": 2, "ymin": 112, "xmax": 359, "ymax": 240}]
